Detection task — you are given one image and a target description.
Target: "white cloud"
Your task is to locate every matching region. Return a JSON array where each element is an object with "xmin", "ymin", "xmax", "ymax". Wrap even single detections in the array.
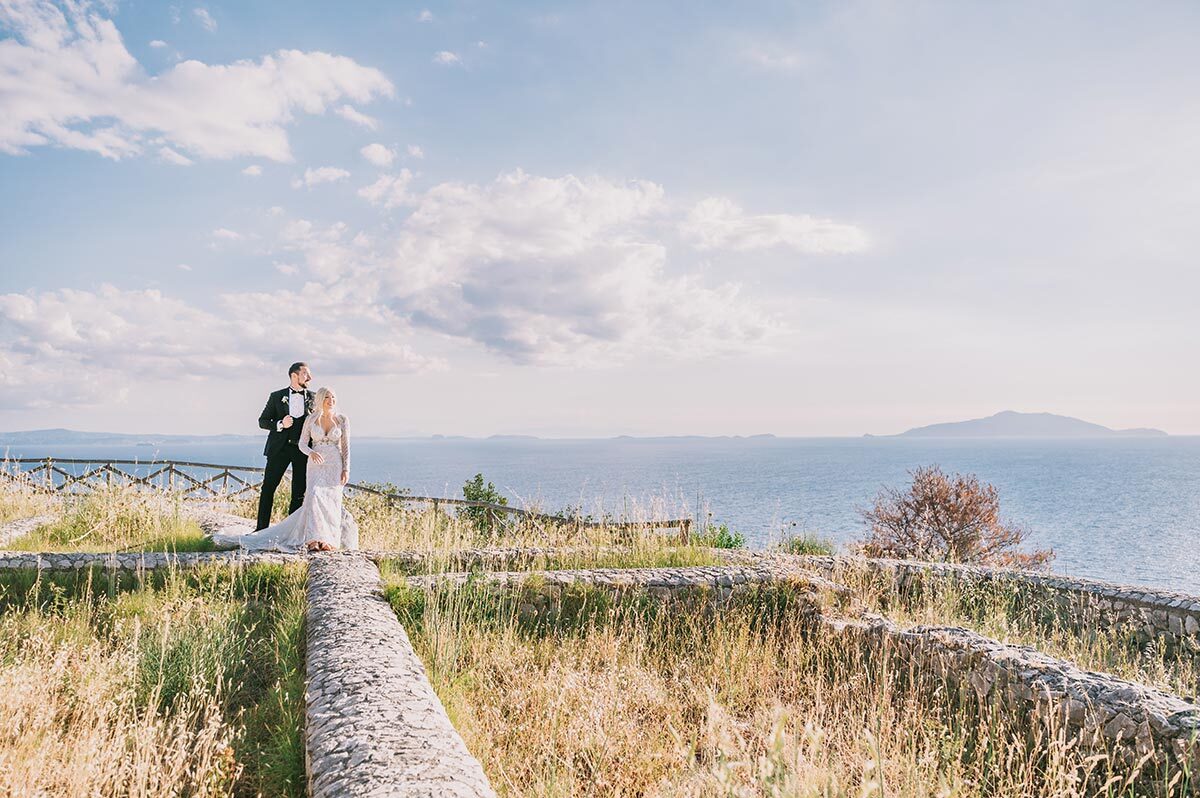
[
  {"xmin": 741, "ymin": 45, "xmax": 812, "ymax": 73},
  {"xmin": 333, "ymin": 104, "xmax": 379, "ymax": 130},
  {"xmin": 325, "ymin": 170, "xmax": 866, "ymax": 364},
  {"xmin": 406, "ymin": 144, "xmax": 424, "ymax": 159},
  {"xmin": 358, "ymin": 170, "xmax": 415, "ymax": 209},
  {"xmin": 176, "ymin": 263, "xmax": 192, "ymax": 271},
  {"xmin": 0, "ymin": 284, "xmax": 438, "ymax": 407},
  {"xmin": 0, "ymin": 1, "xmax": 394, "ymax": 161},
  {"xmin": 274, "ymin": 262, "xmax": 298, "ymax": 276},
  {"xmin": 292, "ymin": 166, "xmax": 350, "ymax": 189},
  {"xmin": 276, "ymin": 218, "xmax": 360, "ymax": 281},
  {"xmin": 359, "ymin": 142, "xmax": 394, "ymax": 167},
  {"xmin": 149, "ymin": 39, "xmax": 167, "ymax": 48},
  {"xmin": 679, "ymin": 197, "xmax": 869, "ymax": 254},
  {"xmin": 432, "ymin": 50, "xmax": 460, "ymax": 65},
  {"xmin": 241, "ymin": 164, "xmax": 262, "ymax": 176},
  {"xmin": 212, "ymin": 227, "xmax": 243, "ymax": 240},
  {"xmin": 158, "ymin": 145, "xmax": 193, "ymax": 165},
  {"xmin": 350, "ymin": 170, "xmax": 778, "ymax": 363},
  {"xmin": 417, "ymin": 9, "xmax": 433, "ymax": 22},
  {"xmin": 192, "ymin": 7, "xmax": 216, "ymax": 32}
]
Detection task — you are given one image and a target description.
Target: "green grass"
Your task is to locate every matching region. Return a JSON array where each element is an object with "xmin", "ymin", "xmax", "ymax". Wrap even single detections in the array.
[
  {"xmin": 0, "ymin": 563, "xmax": 307, "ymax": 797},
  {"xmin": 378, "ymin": 545, "xmax": 723, "ymax": 578},
  {"xmin": 3, "ymin": 488, "xmax": 216, "ymax": 553},
  {"xmin": 6, "ymin": 522, "xmax": 217, "ymax": 552},
  {"xmin": 776, "ymin": 531, "xmax": 837, "ymax": 556}
]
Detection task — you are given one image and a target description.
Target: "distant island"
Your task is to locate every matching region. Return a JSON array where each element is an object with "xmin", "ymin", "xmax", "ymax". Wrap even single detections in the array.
[{"xmin": 881, "ymin": 411, "xmax": 1168, "ymax": 439}]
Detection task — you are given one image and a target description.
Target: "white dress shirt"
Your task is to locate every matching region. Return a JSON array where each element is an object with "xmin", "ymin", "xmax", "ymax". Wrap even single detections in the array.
[{"xmin": 276, "ymin": 388, "xmax": 306, "ymax": 432}]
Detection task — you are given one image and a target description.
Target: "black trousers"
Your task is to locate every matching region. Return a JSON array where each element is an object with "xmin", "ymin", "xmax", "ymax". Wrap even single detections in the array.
[{"xmin": 256, "ymin": 444, "xmax": 308, "ymax": 530}]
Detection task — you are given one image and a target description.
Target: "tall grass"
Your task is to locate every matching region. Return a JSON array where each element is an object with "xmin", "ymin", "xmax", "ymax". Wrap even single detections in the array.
[
  {"xmin": 839, "ymin": 570, "xmax": 1200, "ymax": 700},
  {"xmin": 0, "ymin": 563, "xmax": 307, "ymax": 797},
  {"xmin": 0, "ymin": 480, "xmax": 57, "ymax": 524},
  {"xmin": 388, "ymin": 582, "xmax": 1193, "ymax": 797},
  {"xmin": 3, "ymin": 487, "xmax": 215, "ymax": 552},
  {"xmin": 225, "ymin": 481, "xmax": 691, "ymax": 552}
]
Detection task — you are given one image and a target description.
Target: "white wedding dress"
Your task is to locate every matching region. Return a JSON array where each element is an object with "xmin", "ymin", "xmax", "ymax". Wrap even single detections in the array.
[{"xmin": 221, "ymin": 413, "xmax": 360, "ymax": 552}]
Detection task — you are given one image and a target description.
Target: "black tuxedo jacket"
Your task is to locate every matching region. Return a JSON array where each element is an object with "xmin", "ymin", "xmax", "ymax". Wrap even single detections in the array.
[{"xmin": 259, "ymin": 387, "xmax": 315, "ymax": 457}]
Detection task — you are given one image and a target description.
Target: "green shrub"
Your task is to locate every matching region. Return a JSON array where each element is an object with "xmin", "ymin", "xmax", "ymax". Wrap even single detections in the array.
[
  {"xmin": 692, "ymin": 522, "xmax": 746, "ymax": 549},
  {"xmin": 778, "ymin": 532, "xmax": 836, "ymax": 556},
  {"xmin": 459, "ymin": 473, "xmax": 508, "ymax": 535}
]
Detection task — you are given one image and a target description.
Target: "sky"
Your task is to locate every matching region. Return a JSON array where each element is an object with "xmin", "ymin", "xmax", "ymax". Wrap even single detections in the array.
[{"xmin": 1, "ymin": 0, "xmax": 1198, "ymax": 437}]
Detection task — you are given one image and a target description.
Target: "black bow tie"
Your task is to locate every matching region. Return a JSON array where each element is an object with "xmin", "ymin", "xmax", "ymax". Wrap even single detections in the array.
[{"xmin": 290, "ymin": 389, "xmax": 305, "ymax": 395}]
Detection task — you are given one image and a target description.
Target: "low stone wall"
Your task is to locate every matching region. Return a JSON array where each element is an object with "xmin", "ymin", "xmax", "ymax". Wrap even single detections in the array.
[
  {"xmin": 306, "ymin": 552, "xmax": 495, "ymax": 797},
  {"xmin": 822, "ymin": 613, "xmax": 1200, "ymax": 773},
  {"xmin": 406, "ymin": 563, "xmax": 845, "ymax": 617},
  {"xmin": 771, "ymin": 554, "xmax": 1200, "ymax": 656},
  {"xmin": 0, "ymin": 549, "xmax": 302, "ymax": 571},
  {"xmin": 366, "ymin": 545, "xmax": 626, "ymax": 573}
]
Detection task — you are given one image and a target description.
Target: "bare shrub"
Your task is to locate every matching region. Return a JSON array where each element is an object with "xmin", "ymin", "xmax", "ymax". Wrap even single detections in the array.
[{"xmin": 859, "ymin": 465, "xmax": 1053, "ymax": 568}]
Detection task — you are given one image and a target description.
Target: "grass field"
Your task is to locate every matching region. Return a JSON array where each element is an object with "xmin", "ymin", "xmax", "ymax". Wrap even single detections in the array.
[
  {"xmin": 0, "ymin": 563, "xmax": 307, "ymax": 797},
  {"xmin": 1, "ymin": 488, "xmax": 217, "ymax": 552},
  {"xmin": 837, "ymin": 570, "xmax": 1200, "ymax": 701},
  {"xmin": 0, "ymin": 482, "xmax": 57, "ymax": 525},
  {"xmin": 385, "ymin": 579, "xmax": 1193, "ymax": 798}
]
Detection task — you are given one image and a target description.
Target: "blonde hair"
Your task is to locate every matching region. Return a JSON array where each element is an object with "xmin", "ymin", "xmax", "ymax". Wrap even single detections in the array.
[{"xmin": 311, "ymin": 387, "xmax": 337, "ymax": 424}]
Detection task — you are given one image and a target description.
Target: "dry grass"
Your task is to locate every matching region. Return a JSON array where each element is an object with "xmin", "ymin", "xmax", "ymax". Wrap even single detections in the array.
[
  {"xmin": 0, "ymin": 563, "xmax": 307, "ymax": 797},
  {"xmin": 228, "ymin": 481, "xmax": 697, "ymax": 555},
  {"xmin": 388, "ymin": 583, "xmax": 1191, "ymax": 798},
  {"xmin": 0, "ymin": 482, "xmax": 58, "ymax": 525},
  {"xmin": 3, "ymin": 487, "xmax": 213, "ymax": 552},
  {"xmin": 838, "ymin": 570, "xmax": 1200, "ymax": 701}
]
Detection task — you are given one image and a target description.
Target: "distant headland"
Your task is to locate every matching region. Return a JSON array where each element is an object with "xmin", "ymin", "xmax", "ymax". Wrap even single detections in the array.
[{"xmin": 875, "ymin": 410, "xmax": 1168, "ymax": 439}]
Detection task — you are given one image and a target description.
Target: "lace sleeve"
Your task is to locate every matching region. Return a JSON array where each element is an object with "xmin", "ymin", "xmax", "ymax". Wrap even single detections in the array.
[
  {"xmin": 298, "ymin": 414, "xmax": 315, "ymax": 456},
  {"xmin": 339, "ymin": 415, "xmax": 350, "ymax": 477}
]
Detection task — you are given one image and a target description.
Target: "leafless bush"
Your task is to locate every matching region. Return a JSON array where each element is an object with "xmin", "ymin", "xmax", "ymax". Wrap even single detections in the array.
[{"xmin": 859, "ymin": 465, "xmax": 1053, "ymax": 569}]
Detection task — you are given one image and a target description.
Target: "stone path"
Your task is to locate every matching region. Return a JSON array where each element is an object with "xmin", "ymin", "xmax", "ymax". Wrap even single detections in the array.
[
  {"xmin": 306, "ymin": 552, "xmax": 496, "ymax": 798},
  {"xmin": 0, "ymin": 514, "xmax": 56, "ymax": 547}
]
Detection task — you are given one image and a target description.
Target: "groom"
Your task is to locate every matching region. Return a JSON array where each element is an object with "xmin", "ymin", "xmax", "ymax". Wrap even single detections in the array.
[{"xmin": 256, "ymin": 362, "xmax": 314, "ymax": 530}]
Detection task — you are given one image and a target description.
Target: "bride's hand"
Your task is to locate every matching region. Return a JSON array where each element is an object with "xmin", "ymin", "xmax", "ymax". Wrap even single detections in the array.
[
  {"xmin": 309, "ymin": 452, "xmax": 325, "ymax": 465},
  {"xmin": 340, "ymin": 471, "xmax": 348, "ymax": 486}
]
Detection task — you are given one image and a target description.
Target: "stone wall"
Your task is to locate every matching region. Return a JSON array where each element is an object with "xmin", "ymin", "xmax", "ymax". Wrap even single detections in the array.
[
  {"xmin": 405, "ymin": 563, "xmax": 846, "ymax": 613},
  {"xmin": 306, "ymin": 553, "xmax": 496, "ymax": 798},
  {"xmin": 765, "ymin": 554, "xmax": 1200, "ymax": 657},
  {"xmin": 822, "ymin": 613, "xmax": 1200, "ymax": 774},
  {"xmin": 408, "ymin": 556, "xmax": 1199, "ymax": 780},
  {"xmin": 0, "ymin": 549, "xmax": 302, "ymax": 571}
]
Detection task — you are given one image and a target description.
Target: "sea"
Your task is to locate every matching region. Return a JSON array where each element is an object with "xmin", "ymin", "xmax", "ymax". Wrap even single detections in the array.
[{"xmin": 4, "ymin": 436, "xmax": 1198, "ymax": 595}]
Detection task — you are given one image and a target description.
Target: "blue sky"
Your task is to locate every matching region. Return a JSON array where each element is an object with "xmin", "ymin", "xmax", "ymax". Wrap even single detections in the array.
[{"xmin": 2, "ymin": 0, "xmax": 1198, "ymax": 436}]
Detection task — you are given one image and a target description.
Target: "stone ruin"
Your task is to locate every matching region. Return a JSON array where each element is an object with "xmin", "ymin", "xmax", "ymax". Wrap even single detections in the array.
[{"xmin": 0, "ymin": 509, "xmax": 1197, "ymax": 795}]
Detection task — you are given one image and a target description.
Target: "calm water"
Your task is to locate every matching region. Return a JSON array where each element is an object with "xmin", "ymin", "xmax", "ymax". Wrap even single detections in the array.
[{"xmin": 5, "ymin": 437, "xmax": 1199, "ymax": 594}]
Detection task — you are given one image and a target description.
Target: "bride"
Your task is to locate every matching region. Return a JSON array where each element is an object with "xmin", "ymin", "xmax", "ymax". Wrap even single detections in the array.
[{"xmin": 224, "ymin": 387, "xmax": 359, "ymax": 552}]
